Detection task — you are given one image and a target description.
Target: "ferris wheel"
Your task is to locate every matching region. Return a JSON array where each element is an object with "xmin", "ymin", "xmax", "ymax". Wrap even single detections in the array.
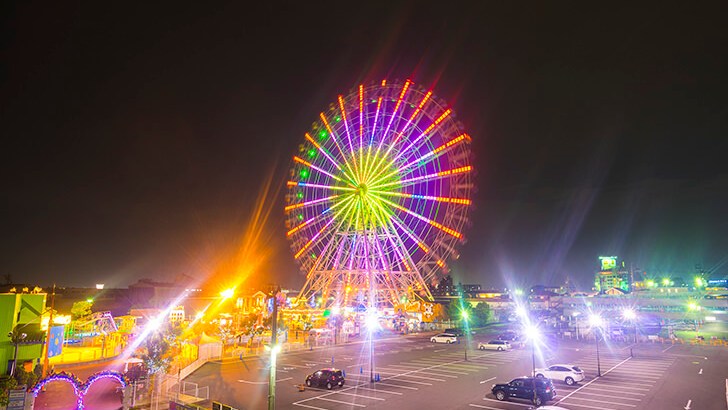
[{"xmin": 285, "ymin": 79, "xmax": 473, "ymax": 309}]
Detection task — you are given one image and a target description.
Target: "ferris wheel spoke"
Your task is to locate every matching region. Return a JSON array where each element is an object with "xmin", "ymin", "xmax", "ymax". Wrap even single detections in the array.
[
  {"xmin": 370, "ymin": 80, "xmax": 412, "ymax": 171},
  {"xmin": 367, "ymin": 108, "xmax": 453, "ymax": 186},
  {"xmin": 293, "ymin": 156, "xmax": 348, "ymax": 184},
  {"xmin": 286, "ymin": 195, "xmax": 355, "ymax": 237},
  {"xmin": 368, "ymin": 190, "xmax": 472, "ymax": 205},
  {"xmin": 304, "ymin": 133, "xmax": 356, "ymax": 184},
  {"xmin": 363, "ymin": 96, "xmax": 384, "ymax": 179},
  {"xmin": 320, "ymin": 112, "xmax": 357, "ymax": 181},
  {"xmin": 284, "ymin": 194, "xmax": 340, "ymax": 212},
  {"xmin": 371, "ymin": 165, "xmax": 472, "ymax": 191},
  {"xmin": 337, "ymin": 95, "xmax": 359, "ymax": 177},
  {"xmin": 379, "ymin": 196, "xmax": 463, "ymax": 239},
  {"xmin": 403, "ymin": 133, "xmax": 471, "ymax": 173},
  {"xmin": 287, "ymin": 181, "xmax": 356, "ymax": 192},
  {"xmin": 293, "ymin": 195, "xmax": 357, "ymax": 259}
]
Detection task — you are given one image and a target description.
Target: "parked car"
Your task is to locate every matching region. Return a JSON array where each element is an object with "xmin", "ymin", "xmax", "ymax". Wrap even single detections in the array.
[
  {"xmin": 445, "ymin": 328, "xmax": 464, "ymax": 336},
  {"xmin": 535, "ymin": 364, "xmax": 584, "ymax": 386},
  {"xmin": 478, "ymin": 340, "xmax": 511, "ymax": 351},
  {"xmin": 305, "ymin": 368, "xmax": 345, "ymax": 389},
  {"xmin": 431, "ymin": 333, "xmax": 458, "ymax": 344},
  {"xmin": 491, "ymin": 377, "xmax": 556, "ymax": 406},
  {"xmin": 498, "ymin": 331, "xmax": 519, "ymax": 341}
]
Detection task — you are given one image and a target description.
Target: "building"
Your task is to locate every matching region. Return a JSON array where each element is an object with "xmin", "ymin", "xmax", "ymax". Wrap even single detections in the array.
[
  {"xmin": 1, "ymin": 293, "xmax": 46, "ymax": 376},
  {"xmin": 595, "ymin": 256, "xmax": 633, "ymax": 293}
]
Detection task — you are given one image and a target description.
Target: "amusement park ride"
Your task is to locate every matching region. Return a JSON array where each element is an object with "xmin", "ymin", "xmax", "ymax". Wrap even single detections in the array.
[{"xmin": 285, "ymin": 79, "xmax": 473, "ymax": 312}]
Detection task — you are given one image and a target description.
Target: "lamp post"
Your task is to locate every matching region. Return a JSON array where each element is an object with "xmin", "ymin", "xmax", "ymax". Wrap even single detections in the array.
[
  {"xmin": 623, "ymin": 308, "xmax": 637, "ymax": 343},
  {"xmin": 461, "ymin": 310, "xmax": 469, "ymax": 361},
  {"xmin": 589, "ymin": 314, "xmax": 603, "ymax": 377},
  {"xmin": 8, "ymin": 331, "xmax": 27, "ymax": 378},
  {"xmin": 523, "ymin": 324, "xmax": 539, "ymax": 405},
  {"xmin": 366, "ymin": 311, "xmax": 378, "ymax": 382}
]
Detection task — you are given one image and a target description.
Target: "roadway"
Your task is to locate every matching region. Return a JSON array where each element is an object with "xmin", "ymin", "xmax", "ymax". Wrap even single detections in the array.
[{"xmin": 184, "ymin": 329, "xmax": 728, "ymax": 410}]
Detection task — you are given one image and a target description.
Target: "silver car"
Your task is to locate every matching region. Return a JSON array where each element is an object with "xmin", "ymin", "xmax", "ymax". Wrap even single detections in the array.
[{"xmin": 478, "ymin": 340, "xmax": 511, "ymax": 351}]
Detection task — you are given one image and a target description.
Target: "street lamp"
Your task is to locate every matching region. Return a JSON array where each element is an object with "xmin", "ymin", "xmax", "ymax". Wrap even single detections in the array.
[
  {"xmin": 265, "ymin": 343, "xmax": 281, "ymax": 410},
  {"xmin": 461, "ymin": 310, "xmax": 469, "ymax": 361},
  {"xmin": 589, "ymin": 314, "xmax": 603, "ymax": 377},
  {"xmin": 366, "ymin": 311, "xmax": 379, "ymax": 382},
  {"xmin": 523, "ymin": 324, "xmax": 540, "ymax": 405},
  {"xmin": 8, "ymin": 331, "xmax": 27, "ymax": 378},
  {"xmin": 622, "ymin": 308, "xmax": 637, "ymax": 343}
]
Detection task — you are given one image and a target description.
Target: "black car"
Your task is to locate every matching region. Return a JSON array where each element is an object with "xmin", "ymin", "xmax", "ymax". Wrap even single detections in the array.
[
  {"xmin": 445, "ymin": 328, "xmax": 464, "ymax": 336},
  {"xmin": 491, "ymin": 377, "xmax": 556, "ymax": 406},
  {"xmin": 305, "ymin": 368, "xmax": 345, "ymax": 390},
  {"xmin": 498, "ymin": 331, "xmax": 519, "ymax": 341}
]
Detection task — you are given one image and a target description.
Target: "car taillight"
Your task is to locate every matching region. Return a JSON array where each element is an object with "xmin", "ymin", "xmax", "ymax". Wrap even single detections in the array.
[{"xmin": 545, "ymin": 387, "xmax": 551, "ymax": 393}]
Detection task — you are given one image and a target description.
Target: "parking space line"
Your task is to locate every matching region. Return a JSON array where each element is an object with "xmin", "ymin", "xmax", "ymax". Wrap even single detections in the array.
[
  {"xmin": 554, "ymin": 356, "xmax": 631, "ymax": 405},
  {"xmin": 316, "ymin": 396, "xmax": 366, "ymax": 407},
  {"xmin": 376, "ymin": 368, "xmax": 447, "ymax": 381},
  {"xmin": 386, "ymin": 377, "xmax": 432, "ymax": 385},
  {"xmin": 482, "ymin": 398, "xmax": 532, "ymax": 407},
  {"xmin": 354, "ymin": 386, "xmax": 402, "ymax": 395},
  {"xmin": 374, "ymin": 382, "xmax": 418, "ymax": 390},
  {"xmin": 556, "ymin": 401, "xmax": 618, "ymax": 410},
  {"xmin": 292, "ymin": 402, "xmax": 328, "ymax": 410},
  {"xmin": 334, "ymin": 391, "xmax": 385, "ymax": 401},
  {"xmin": 572, "ymin": 391, "xmax": 642, "ymax": 401},
  {"xmin": 564, "ymin": 396, "xmax": 637, "ymax": 407},
  {"xmin": 469, "ymin": 404, "xmax": 506, "ymax": 410},
  {"xmin": 390, "ymin": 364, "xmax": 468, "ymax": 374},
  {"xmin": 591, "ymin": 382, "xmax": 651, "ymax": 391}
]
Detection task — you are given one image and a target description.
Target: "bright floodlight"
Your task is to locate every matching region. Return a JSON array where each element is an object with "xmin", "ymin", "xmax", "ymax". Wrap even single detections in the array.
[
  {"xmin": 589, "ymin": 314, "xmax": 603, "ymax": 328},
  {"xmin": 365, "ymin": 311, "xmax": 379, "ymax": 330},
  {"xmin": 623, "ymin": 308, "xmax": 636, "ymax": 320},
  {"xmin": 331, "ymin": 306, "xmax": 341, "ymax": 316},
  {"xmin": 220, "ymin": 288, "xmax": 234, "ymax": 300},
  {"xmin": 515, "ymin": 306, "xmax": 527, "ymax": 317},
  {"xmin": 523, "ymin": 324, "xmax": 540, "ymax": 341},
  {"xmin": 687, "ymin": 301, "xmax": 699, "ymax": 311},
  {"xmin": 461, "ymin": 310, "xmax": 469, "ymax": 320}
]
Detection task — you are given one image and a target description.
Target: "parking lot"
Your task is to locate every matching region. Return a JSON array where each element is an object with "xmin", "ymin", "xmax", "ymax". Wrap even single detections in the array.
[{"xmin": 184, "ymin": 330, "xmax": 728, "ymax": 409}]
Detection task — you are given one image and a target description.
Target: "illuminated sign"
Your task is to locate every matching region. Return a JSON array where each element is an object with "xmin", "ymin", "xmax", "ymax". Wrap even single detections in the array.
[{"xmin": 599, "ymin": 256, "xmax": 617, "ymax": 271}]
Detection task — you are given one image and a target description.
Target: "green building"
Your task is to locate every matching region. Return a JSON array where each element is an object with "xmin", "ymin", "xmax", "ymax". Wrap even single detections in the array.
[
  {"xmin": 595, "ymin": 256, "xmax": 633, "ymax": 293},
  {"xmin": 1, "ymin": 293, "xmax": 46, "ymax": 376}
]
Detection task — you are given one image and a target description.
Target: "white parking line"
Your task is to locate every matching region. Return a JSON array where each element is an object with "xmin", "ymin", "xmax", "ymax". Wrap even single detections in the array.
[
  {"xmin": 376, "ymin": 369, "xmax": 446, "ymax": 381},
  {"xmin": 482, "ymin": 398, "xmax": 532, "ymax": 407},
  {"xmin": 662, "ymin": 345, "xmax": 675, "ymax": 352},
  {"xmin": 469, "ymin": 404, "xmax": 505, "ymax": 410},
  {"xmin": 572, "ymin": 391, "xmax": 642, "ymax": 401},
  {"xmin": 591, "ymin": 382, "xmax": 651, "ymax": 391},
  {"xmin": 556, "ymin": 402, "xmax": 617, "ymax": 410},
  {"xmin": 354, "ymin": 386, "xmax": 403, "ymax": 395},
  {"xmin": 292, "ymin": 403, "xmax": 327, "ymax": 410},
  {"xmin": 374, "ymin": 382, "xmax": 418, "ymax": 390},
  {"xmin": 565, "ymin": 396, "xmax": 637, "ymax": 407},
  {"xmin": 316, "ymin": 396, "xmax": 366, "ymax": 407},
  {"xmin": 554, "ymin": 356, "xmax": 631, "ymax": 405},
  {"xmin": 334, "ymin": 391, "xmax": 385, "ymax": 401}
]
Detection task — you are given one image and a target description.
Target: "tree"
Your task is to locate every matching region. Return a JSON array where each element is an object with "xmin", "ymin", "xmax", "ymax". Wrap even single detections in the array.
[
  {"xmin": 71, "ymin": 300, "xmax": 93, "ymax": 320},
  {"xmin": 471, "ymin": 302, "xmax": 491, "ymax": 327},
  {"xmin": 447, "ymin": 299, "xmax": 472, "ymax": 325}
]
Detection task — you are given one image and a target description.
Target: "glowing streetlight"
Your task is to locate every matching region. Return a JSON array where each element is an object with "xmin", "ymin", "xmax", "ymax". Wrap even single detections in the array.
[
  {"xmin": 265, "ymin": 343, "xmax": 281, "ymax": 410},
  {"xmin": 220, "ymin": 288, "xmax": 235, "ymax": 300},
  {"xmin": 461, "ymin": 310, "xmax": 469, "ymax": 361},
  {"xmin": 366, "ymin": 310, "xmax": 380, "ymax": 382},
  {"xmin": 589, "ymin": 314, "xmax": 603, "ymax": 377},
  {"xmin": 623, "ymin": 308, "xmax": 637, "ymax": 343}
]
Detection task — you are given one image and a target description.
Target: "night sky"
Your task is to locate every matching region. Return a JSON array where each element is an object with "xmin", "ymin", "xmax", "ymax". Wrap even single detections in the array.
[{"xmin": 2, "ymin": 2, "xmax": 727, "ymax": 291}]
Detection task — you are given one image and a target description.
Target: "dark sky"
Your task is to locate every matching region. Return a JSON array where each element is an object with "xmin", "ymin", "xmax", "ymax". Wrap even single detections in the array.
[{"xmin": 2, "ymin": 2, "xmax": 727, "ymax": 291}]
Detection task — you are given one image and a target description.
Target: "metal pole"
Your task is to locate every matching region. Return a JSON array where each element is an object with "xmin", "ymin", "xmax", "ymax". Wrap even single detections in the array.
[
  {"xmin": 42, "ymin": 284, "xmax": 56, "ymax": 378},
  {"xmin": 10, "ymin": 340, "xmax": 19, "ymax": 378},
  {"xmin": 369, "ymin": 334, "xmax": 374, "ymax": 382},
  {"xmin": 595, "ymin": 331, "xmax": 602, "ymax": 377},
  {"xmin": 532, "ymin": 339, "xmax": 537, "ymax": 404},
  {"xmin": 268, "ymin": 291, "xmax": 278, "ymax": 410}
]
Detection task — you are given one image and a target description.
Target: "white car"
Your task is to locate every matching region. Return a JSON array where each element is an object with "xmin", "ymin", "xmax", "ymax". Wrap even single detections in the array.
[
  {"xmin": 478, "ymin": 340, "xmax": 511, "ymax": 351},
  {"xmin": 430, "ymin": 333, "xmax": 458, "ymax": 344},
  {"xmin": 535, "ymin": 364, "xmax": 585, "ymax": 386}
]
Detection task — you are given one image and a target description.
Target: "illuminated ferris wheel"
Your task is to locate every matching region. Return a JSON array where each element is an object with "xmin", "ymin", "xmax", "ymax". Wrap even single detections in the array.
[{"xmin": 285, "ymin": 79, "xmax": 473, "ymax": 309}]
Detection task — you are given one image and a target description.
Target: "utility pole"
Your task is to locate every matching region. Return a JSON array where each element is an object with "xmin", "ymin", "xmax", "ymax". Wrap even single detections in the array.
[
  {"xmin": 268, "ymin": 285, "xmax": 280, "ymax": 410},
  {"xmin": 42, "ymin": 284, "xmax": 56, "ymax": 377}
]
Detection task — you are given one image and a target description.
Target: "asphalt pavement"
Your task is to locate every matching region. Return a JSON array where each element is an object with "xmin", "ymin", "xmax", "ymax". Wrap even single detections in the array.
[{"xmin": 184, "ymin": 328, "xmax": 728, "ymax": 410}]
